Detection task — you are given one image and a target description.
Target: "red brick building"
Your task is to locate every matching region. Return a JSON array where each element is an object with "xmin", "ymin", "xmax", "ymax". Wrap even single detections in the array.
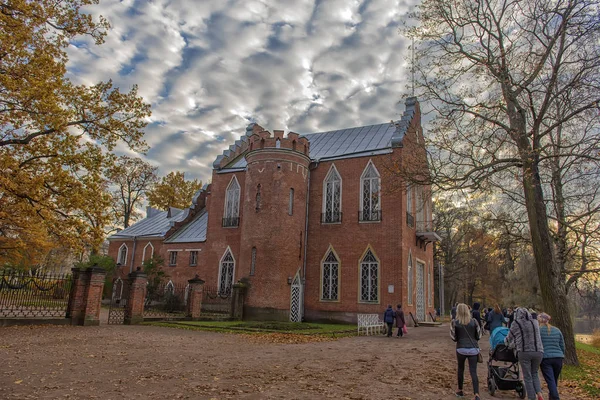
[{"xmin": 108, "ymin": 97, "xmax": 439, "ymax": 323}]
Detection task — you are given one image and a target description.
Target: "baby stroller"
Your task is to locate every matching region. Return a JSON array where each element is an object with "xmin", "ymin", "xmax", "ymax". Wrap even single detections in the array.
[{"xmin": 487, "ymin": 327, "xmax": 525, "ymax": 398}]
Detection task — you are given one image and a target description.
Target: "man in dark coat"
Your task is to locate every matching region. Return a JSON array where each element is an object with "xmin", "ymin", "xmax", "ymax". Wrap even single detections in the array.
[
  {"xmin": 383, "ymin": 305, "xmax": 395, "ymax": 337},
  {"xmin": 472, "ymin": 302, "xmax": 483, "ymax": 334}
]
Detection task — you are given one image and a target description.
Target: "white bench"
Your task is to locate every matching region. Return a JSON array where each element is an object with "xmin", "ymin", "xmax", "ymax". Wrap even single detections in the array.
[{"xmin": 357, "ymin": 313, "xmax": 385, "ymax": 335}]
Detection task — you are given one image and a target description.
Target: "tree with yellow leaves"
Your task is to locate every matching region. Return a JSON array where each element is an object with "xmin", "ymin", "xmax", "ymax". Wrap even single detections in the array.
[
  {"xmin": 147, "ymin": 171, "xmax": 202, "ymax": 211},
  {"xmin": 0, "ymin": 1, "xmax": 151, "ymax": 266}
]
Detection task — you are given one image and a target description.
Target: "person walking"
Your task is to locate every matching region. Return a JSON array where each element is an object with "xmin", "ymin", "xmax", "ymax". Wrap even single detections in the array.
[
  {"xmin": 538, "ymin": 313, "xmax": 565, "ymax": 400},
  {"xmin": 505, "ymin": 307, "xmax": 545, "ymax": 400},
  {"xmin": 451, "ymin": 303, "xmax": 458, "ymax": 320},
  {"xmin": 472, "ymin": 302, "xmax": 483, "ymax": 335},
  {"xmin": 487, "ymin": 304, "xmax": 505, "ymax": 334},
  {"xmin": 383, "ymin": 304, "xmax": 395, "ymax": 337},
  {"xmin": 395, "ymin": 304, "xmax": 406, "ymax": 337},
  {"xmin": 450, "ymin": 303, "xmax": 482, "ymax": 400}
]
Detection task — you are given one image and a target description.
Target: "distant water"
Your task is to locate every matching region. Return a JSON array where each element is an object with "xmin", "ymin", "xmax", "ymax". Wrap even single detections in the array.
[{"xmin": 574, "ymin": 318, "xmax": 600, "ymax": 334}]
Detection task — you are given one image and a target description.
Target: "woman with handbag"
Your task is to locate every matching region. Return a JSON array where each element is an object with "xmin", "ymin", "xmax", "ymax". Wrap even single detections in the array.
[
  {"xmin": 505, "ymin": 308, "xmax": 545, "ymax": 400},
  {"xmin": 450, "ymin": 303, "xmax": 482, "ymax": 400}
]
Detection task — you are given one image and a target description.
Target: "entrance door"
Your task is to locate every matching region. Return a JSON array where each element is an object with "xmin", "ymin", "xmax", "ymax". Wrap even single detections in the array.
[
  {"xmin": 416, "ymin": 261, "xmax": 425, "ymax": 321},
  {"xmin": 290, "ymin": 272, "xmax": 303, "ymax": 322}
]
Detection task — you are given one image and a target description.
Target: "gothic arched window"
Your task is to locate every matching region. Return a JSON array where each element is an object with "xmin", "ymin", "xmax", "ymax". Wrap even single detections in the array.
[
  {"xmin": 360, "ymin": 160, "xmax": 381, "ymax": 222},
  {"xmin": 218, "ymin": 248, "xmax": 235, "ymax": 295},
  {"xmin": 223, "ymin": 176, "xmax": 240, "ymax": 227},
  {"xmin": 322, "ymin": 165, "xmax": 341, "ymax": 223},
  {"xmin": 321, "ymin": 247, "xmax": 339, "ymax": 301},
  {"xmin": 360, "ymin": 248, "xmax": 379, "ymax": 302}
]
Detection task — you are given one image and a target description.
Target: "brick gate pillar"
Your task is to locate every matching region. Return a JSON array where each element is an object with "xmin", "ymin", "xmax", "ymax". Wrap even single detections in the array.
[
  {"xmin": 231, "ymin": 282, "xmax": 247, "ymax": 320},
  {"xmin": 125, "ymin": 269, "xmax": 147, "ymax": 325},
  {"xmin": 186, "ymin": 276, "xmax": 205, "ymax": 320},
  {"xmin": 66, "ymin": 266, "xmax": 106, "ymax": 326}
]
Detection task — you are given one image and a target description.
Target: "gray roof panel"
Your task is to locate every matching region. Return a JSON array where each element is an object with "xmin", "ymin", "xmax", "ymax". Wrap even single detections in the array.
[
  {"xmin": 164, "ymin": 210, "xmax": 208, "ymax": 243},
  {"xmin": 108, "ymin": 208, "xmax": 186, "ymax": 239}
]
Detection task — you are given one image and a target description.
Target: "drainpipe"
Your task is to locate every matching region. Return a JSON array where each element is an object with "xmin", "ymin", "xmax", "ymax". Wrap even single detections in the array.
[
  {"xmin": 130, "ymin": 236, "xmax": 137, "ymax": 273},
  {"xmin": 301, "ymin": 160, "xmax": 318, "ymax": 318}
]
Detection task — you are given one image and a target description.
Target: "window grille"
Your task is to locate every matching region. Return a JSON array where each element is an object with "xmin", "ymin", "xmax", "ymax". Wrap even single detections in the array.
[
  {"xmin": 189, "ymin": 251, "xmax": 198, "ymax": 266},
  {"xmin": 407, "ymin": 253, "xmax": 413, "ymax": 305},
  {"xmin": 289, "ymin": 188, "xmax": 294, "ymax": 215},
  {"xmin": 321, "ymin": 250, "xmax": 339, "ymax": 301},
  {"xmin": 323, "ymin": 165, "xmax": 341, "ymax": 223},
  {"xmin": 360, "ymin": 249, "xmax": 378, "ymax": 302},
  {"xmin": 219, "ymin": 250, "xmax": 235, "ymax": 295},
  {"xmin": 360, "ymin": 162, "xmax": 381, "ymax": 222},
  {"xmin": 250, "ymin": 247, "xmax": 256, "ymax": 276},
  {"xmin": 223, "ymin": 176, "xmax": 240, "ymax": 227},
  {"xmin": 428, "ymin": 267, "xmax": 432, "ymax": 307},
  {"xmin": 169, "ymin": 251, "xmax": 177, "ymax": 266},
  {"xmin": 118, "ymin": 244, "xmax": 128, "ymax": 265}
]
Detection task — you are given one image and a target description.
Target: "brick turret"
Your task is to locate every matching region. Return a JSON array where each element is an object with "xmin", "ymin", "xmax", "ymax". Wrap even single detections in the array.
[{"xmin": 239, "ymin": 129, "xmax": 310, "ymax": 319}]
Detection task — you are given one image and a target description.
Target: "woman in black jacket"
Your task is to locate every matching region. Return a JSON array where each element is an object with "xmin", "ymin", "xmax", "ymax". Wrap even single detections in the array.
[{"xmin": 451, "ymin": 303, "xmax": 482, "ymax": 400}]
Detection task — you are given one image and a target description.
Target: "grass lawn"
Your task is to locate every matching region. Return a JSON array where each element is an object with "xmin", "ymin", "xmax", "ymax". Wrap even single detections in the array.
[
  {"xmin": 562, "ymin": 341, "xmax": 600, "ymax": 399},
  {"xmin": 145, "ymin": 320, "xmax": 357, "ymax": 335}
]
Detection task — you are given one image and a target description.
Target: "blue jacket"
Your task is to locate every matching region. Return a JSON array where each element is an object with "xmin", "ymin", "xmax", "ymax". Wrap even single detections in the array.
[
  {"xmin": 383, "ymin": 307, "xmax": 395, "ymax": 323},
  {"xmin": 487, "ymin": 311, "xmax": 504, "ymax": 333},
  {"xmin": 540, "ymin": 325, "xmax": 565, "ymax": 359}
]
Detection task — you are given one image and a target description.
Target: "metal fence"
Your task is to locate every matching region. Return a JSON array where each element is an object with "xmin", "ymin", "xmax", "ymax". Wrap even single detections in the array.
[
  {"xmin": 201, "ymin": 285, "xmax": 232, "ymax": 317},
  {"xmin": 0, "ymin": 270, "xmax": 72, "ymax": 318},
  {"xmin": 143, "ymin": 281, "xmax": 188, "ymax": 320}
]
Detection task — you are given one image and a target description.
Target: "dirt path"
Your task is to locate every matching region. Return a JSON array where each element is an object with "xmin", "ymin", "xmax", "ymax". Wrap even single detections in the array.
[{"xmin": 0, "ymin": 324, "xmax": 575, "ymax": 400}]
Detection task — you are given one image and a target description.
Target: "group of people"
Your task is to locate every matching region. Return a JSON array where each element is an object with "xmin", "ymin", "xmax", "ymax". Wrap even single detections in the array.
[
  {"xmin": 383, "ymin": 304, "xmax": 407, "ymax": 337},
  {"xmin": 450, "ymin": 303, "xmax": 566, "ymax": 400}
]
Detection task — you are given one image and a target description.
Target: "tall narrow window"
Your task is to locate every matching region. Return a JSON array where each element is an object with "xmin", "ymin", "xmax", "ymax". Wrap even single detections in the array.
[
  {"xmin": 321, "ymin": 248, "xmax": 339, "ymax": 301},
  {"xmin": 223, "ymin": 176, "xmax": 240, "ymax": 227},
  {"xmin": 288, "ymin": 188, "xmax": 294, "ymax": 215},
  {"xmin": 118, "ymin": 244, "xmax": 128, "ymax": 265},
  {"xmin": 250, "ymin": 247, "xmax": 257, "ymax": 276},
  {"xmin": 218, "ymin": 248, "xmax": 235, "ymax": 295},
  {"xmin": 142, "ymin": 242, "xmax": 154, "ymax": 262},
  {"xmin": 276, "ymin": 138, "xmax": 281, "ymax": 148},
  {"xmin": 189, "ymin": 251, "xmax": 198, "ymax": 266},
  {"xmin": 322, "ymin": 165, "xmax": 341, "ymax": 223},
  {"xmin": 360, "ymin": 249, "xmax": 379, "ymax": 302},
  {"xmin": 407, "ymin": 253, "xmax": 413, "ymax": 305},
  {"xmin": 360, "ymin": 161, "xmax": 381, "ymax": 222},
  {"xmin": 255, "ymin": 184, "xmax": 261, "ymax": 212},
  {"xmin": 169, "ymin": 251, "xmax": 177, "ymax": 266},
  {"xmin": 416, "ymin": 185, "xmax": 424, "ymax": 231},
  {"xmin": 292, "ymin": 141, "xmax": 297, "ymax": 151},
  {"xmin": 428, "ymin": 265, "xmax": 432, "ymax": 307},
  {"xmin": 406, "ymin": 184, "xmax": 414, "ymax": 227}
]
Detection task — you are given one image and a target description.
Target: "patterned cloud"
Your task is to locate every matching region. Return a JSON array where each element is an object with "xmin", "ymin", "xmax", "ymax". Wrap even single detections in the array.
[{"xmin": 68, "ymin": 0, "xmax": 415, "ymax": 181}]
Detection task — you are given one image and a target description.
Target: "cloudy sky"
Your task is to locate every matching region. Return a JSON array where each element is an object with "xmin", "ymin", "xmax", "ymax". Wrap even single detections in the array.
[{"xmin": 69, "ymin": 0, "xmax": 416, "ymax": 182}]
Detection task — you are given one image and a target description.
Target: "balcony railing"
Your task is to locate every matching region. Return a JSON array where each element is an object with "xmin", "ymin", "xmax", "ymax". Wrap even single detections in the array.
[
  {"xmin": 222, "ymin": 216, "xmax": 240, "ymax": 227},
  {"xmin": 359, "ymin": 210, "xmax": 381, "ymax": 222},
  {"xmin": 321, "ymin": 212, "xmax": 342, "ymax": 224},
  {"xmin": 406, "ymin": 212, "xmax": 414, "ymax": 227}
]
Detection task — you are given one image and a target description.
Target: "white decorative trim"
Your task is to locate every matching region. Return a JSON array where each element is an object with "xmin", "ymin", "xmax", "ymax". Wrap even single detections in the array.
[
  {"xmin": 142, "ymin": 242, "xmax": 154, "ymax": 262},
  {"xmin": 217, "ymin": 246, "xmax": 236, "ymax": 295},
  {"xmin": 118, "ymin": 243, "xmax": 128, "ymax": 266},
  {"xmin": 184, "ymin": 249, "xmax": 202, "ymax": 252},
  {"xmin": 322, "ymin": 164, "xmax": 342, "ymax": 223},
  {"xmin": 166, "ymin": 249, "xmax": 184, "ymax": 252},
  {"xmin": 359, "ymin": 159, "xmax": 381, "ymax": 220}
]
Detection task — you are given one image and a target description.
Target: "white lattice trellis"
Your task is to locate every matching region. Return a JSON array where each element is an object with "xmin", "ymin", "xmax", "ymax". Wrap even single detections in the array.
[
  {"xmin": 290, "ymin": 273, "xmax": 303, "ymax": 322},
  {"xmin": 416, "ymin": 261, "xmax": 425, "ymax": 321}
]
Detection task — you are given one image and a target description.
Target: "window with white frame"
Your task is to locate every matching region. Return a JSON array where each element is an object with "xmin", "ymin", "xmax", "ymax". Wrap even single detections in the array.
[
  {"xmin": 189, "ymin": 251, "xmax": 198, "ymax": 266},
  {"xmin": 118, "ymin": 244, "xmax": 128, "ymax": 265},
  {"xmin": 360, "ymin": 161, "xmax": 381, "ymax": 222},
  {"xmin": 165, "ymin": 280, "xmax": 175, "ymax": 295},
  {"xmin": 321, "ymin": 248, "xmax": 339, "ymax": 301},
  {"xmin": 360, "ymin": 249, "xmax": 379, "ymax": 302},
  {"xmin": 142, "ymin": 242, "xmax": 154, "ymax": 262},
  {"xmin": 218, "ymin": 249, "xmax": 235, "ymax": 295},
  {"xmin": 322, "ymin": 165, "xmax": 341, "ymax": 223},
  {"xmin": 416, "ymin": 185, "xmax": 425, "ymax": 231},
  {"xmin": 169, "ymin": 251, "xmax": 177, "ymax": 266},
  {"xmin": 407, "ymin": 252, "xmax": 413, "ymax": 305},
  {"xmin": 223, "ymin": 176, "xmax": 240, "ymax": 227}
]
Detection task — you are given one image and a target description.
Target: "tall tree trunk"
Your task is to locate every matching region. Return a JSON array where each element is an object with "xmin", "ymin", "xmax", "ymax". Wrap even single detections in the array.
[{"xmin": 521, "ymin": 159, "xmax": 578, "ymax": 365}]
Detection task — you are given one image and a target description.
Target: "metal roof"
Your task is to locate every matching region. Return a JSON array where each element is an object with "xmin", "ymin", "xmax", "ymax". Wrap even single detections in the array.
[
  {"xmin": 108, "ymin": 208, "xmax": 186, "ymax": 240},
  {"xmin": 164, "ymin": 210, "xmax": 208, "ymax": 243}
]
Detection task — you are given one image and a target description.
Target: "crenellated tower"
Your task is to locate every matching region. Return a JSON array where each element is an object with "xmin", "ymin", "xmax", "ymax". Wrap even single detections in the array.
[{"xmin": 238, "ymin": 125, "xmax": 311, "ymax": 320}]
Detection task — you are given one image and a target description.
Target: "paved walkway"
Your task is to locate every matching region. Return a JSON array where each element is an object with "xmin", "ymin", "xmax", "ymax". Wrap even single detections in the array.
[{"xmin": 0, "ymin": 324, "xmax": 575, "ymax": 399}]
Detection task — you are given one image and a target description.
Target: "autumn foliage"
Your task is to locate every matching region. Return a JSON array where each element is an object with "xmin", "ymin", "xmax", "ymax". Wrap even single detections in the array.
[
  {"xmin": 0, "ymin": 1, "xmax": 151, "ymax": 264},
  {"xmin": 147, "ymin": 171, "xmax": 202, "ymax": 211}
]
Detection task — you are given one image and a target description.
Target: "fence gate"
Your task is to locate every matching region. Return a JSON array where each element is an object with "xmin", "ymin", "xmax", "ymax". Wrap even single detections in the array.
[
  {"xmin": 144, "ymin": 280, "xmax": 188, "ymax": 320},
  {"xmin": 289, "ymin": 273, "xmax": 303, "ymax": 322},
  {"xmin": 108, "ymin": 277, "xmax": 130, "ymax": 325},
  {"xmin": 201, "ymin": 286, "xmax": 232, "ymax": 318},
  {"xmin": 416, "ymin": 261, "xmax": 425, "ymax": 321},
  {"xmin": 0, "ymin": 270, "xmax": 72, "ymax": 319}
]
